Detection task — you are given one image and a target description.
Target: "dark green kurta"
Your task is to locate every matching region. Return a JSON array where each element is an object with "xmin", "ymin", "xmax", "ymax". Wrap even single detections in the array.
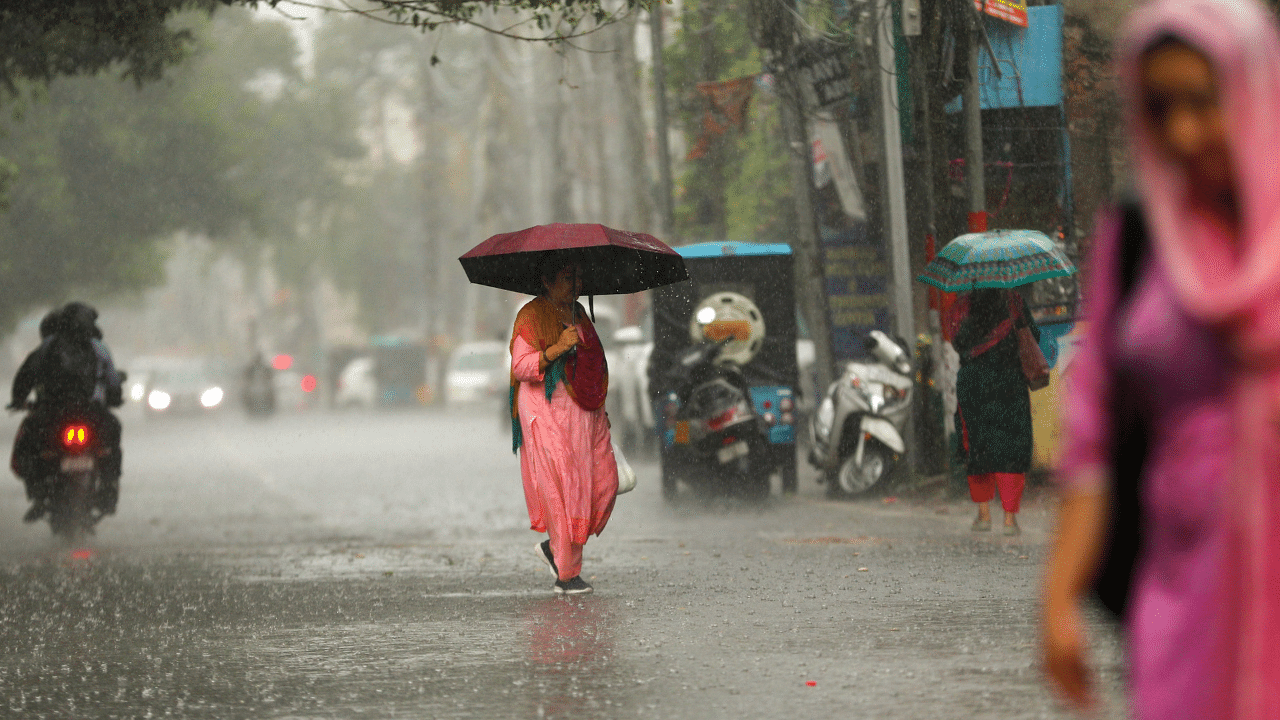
[{"xmin": 954, "ymin": 300, "xmax": 1039, "ymax": 475}]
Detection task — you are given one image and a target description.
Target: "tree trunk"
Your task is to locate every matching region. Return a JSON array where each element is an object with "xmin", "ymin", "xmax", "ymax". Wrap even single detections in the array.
[
  {"xmin": 777, "ymin": 71, "xmax": 835, "ymax": 395},
  {"xmin": 749, "ymin": 0, "xmax": 835, "ymax": 394},
  {"xmin": 696, "ymin": 0, "xmax": 727, "ymax": 240}
]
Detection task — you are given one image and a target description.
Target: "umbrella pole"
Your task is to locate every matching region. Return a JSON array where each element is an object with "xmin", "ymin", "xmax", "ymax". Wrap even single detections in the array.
[{"xmin": 589, "ymin": 295, "xmax": 595, "ymax": 323}]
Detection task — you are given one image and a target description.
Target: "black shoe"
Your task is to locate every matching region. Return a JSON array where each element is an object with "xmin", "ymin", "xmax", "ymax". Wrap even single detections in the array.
[
  {"xmin": 536, "ymin": 540, "xmax": 558, "ymax": 578},
  {"xmin": 22, "ymin": 501, "xmax": 46, "ymax": 524},
  {"xmin": 553, "ymin": 576, "xmax": 593, "ymax": 595}
]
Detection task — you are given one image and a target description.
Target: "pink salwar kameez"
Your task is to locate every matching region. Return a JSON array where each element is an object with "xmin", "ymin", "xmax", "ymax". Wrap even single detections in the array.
[
  {"xmin": 511, "ymin": 334, "xmax": 617, "ymax": 581},
  {"xmin": 1055, "ymin": 1, "xmax": 1280, "ymax": 716}
]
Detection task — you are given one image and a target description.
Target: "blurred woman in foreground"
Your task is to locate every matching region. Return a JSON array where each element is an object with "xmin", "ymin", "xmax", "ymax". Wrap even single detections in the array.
[{"xmin": 1043, "ymin": 1, "xmax": 1280, "ymax": 717}]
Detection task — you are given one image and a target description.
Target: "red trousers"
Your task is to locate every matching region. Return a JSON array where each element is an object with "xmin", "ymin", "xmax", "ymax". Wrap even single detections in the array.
[{"xmin": 968, "ymin": 472, "xmax": 1025, "ymax": 513}]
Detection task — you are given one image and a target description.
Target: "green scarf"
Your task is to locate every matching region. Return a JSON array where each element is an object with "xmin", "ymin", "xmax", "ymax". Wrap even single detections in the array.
[{"xmin": 511, "ymin": 352, "xmax": 568, "ymax": 454}]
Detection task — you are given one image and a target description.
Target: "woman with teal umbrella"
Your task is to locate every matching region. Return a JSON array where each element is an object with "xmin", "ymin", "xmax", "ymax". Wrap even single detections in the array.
[
  {"xmin": 917, "ymin": 229, "xmax": 1074, "ymax": 534},
  {"xmin": 953, "ymin": 287, "xmax": 1040, "ymax": 535}
]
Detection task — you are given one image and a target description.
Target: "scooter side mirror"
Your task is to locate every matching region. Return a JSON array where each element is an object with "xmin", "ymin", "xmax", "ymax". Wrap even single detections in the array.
[{"xmin": 868, "ymin": 330, "xmax": 911, "ymax": 375}]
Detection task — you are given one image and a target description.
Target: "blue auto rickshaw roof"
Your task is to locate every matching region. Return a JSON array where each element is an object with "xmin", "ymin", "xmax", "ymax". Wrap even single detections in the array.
[{"xmin": 676, "ymin": 241, "xmax": 792, "ymax": 258}]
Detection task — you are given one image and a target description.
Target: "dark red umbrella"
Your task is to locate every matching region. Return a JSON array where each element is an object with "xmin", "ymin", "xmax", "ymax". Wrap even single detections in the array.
[{"xmin": 458, "ymin": 223, "xmax": 688, "ymax": 296}]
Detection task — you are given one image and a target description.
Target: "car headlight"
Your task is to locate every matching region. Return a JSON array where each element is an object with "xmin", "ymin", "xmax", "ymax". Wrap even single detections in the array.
[
  {"xmin": 148, "ymin": 390, "xmax": 171, "ymax": 411},
  {"xmin": 129, "ymin": 383, "xmax": 146, "ymax": 402},
  {"xmin": 200, "ymin": 387, "xmax": 224, "ymax": 408}
]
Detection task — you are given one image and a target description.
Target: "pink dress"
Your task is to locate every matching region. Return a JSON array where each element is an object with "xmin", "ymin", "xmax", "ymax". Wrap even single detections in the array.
[
  {"xmin": 1060, "ymin": 222, "xmax": 1235, "ymax": 719},
  {"xmin": 511, "ymin": 334, "xmax": 617, "ymax": 580}
]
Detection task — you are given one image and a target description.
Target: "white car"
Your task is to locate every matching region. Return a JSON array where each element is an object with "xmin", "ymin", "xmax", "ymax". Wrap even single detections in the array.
[
  {"xmin": 445, "ymin": 341, "xmax": 509, "ymax": 406},
  {"xmin": 336, "ymin": 356, "xmax": 377, "ymax": 409}
]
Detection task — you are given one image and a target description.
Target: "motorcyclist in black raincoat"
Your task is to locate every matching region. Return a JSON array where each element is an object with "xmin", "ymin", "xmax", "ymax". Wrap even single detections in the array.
[{"xmin": 9, "ymin": 303, "xmax": 123, "ymax": 521}]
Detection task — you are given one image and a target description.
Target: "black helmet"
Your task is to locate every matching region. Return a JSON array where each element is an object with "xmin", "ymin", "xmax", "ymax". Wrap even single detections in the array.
[
  {"xmin": 38, "ymin": 309, "xmax": 61, "ymax": 339},
  {"xmin": 59, "ymin": 302, "xmax": 102, "ymax": 339}
]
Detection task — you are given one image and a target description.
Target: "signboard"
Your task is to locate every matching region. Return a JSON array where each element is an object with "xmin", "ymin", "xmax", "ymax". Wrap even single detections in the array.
[
  {"xmin": 974, "ymin": 0, "xmax": 1027, "ymax": 28},
  {"xmin": 820, "ymin": 225, "xmax": 891, "ymax": 361},
  {"xmin": 794, "ymin": 41, "xmax": 853, "ymax": 109}
]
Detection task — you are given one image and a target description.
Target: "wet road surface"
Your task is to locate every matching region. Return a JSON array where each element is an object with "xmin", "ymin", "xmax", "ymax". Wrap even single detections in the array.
[{"xmin": 0, "ymin": 408, "xmax": 1128, "ymax": 718}]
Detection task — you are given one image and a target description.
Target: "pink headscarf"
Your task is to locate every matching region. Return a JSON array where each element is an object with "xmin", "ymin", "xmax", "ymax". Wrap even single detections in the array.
[{"xmin": 1118, "ymin": 1, "xmax": 1280, "ymax": 716}]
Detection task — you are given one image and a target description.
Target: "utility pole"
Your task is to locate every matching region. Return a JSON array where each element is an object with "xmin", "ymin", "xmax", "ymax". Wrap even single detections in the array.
[
  {"xmin": 649, "ymin": 1, "xmax": 676, "ymax": 241},
  {"xmin": 876, "ymin": 0, "xmax": 915, "ymax": 349},
  {"xmin": 964, "ymin": 3, "xmax": 987, "ymax": 233}
]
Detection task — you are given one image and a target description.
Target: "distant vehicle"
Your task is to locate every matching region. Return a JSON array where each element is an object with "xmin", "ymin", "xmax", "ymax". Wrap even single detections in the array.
[
  {"xmin": 142, "ymin": 359, "xmax": 228, "ymax": 416},
  {"xmin": 445, "ymin": 341, "xmax": 508, "ymax": 406},
  {"xmin": 336, "ymin": 356, "xmax": 377, "ymax": 409},
  {"xmin": 241, "ymin": 355, "xmax": 275, "ymax": 417},
  {"xmin": 610, "ymin": 324, "xmax": 656, "ymax": 456}
]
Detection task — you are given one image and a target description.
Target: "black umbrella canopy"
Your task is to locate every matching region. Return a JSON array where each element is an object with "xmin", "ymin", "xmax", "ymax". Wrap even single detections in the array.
[{"xmin": 458, "ymin": 224, "xmax": 688, "ymax": 296}]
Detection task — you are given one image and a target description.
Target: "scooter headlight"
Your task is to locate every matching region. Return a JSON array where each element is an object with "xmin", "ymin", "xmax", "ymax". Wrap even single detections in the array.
[{"xmin": 869, "ymin": 393, "xmax": 884, "ymax": 413}]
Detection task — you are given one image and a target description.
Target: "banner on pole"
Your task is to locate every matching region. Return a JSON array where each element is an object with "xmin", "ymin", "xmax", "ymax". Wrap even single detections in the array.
[
  {"xmin": 974, "ymin": 0, "xmax": 1027, "ymax": 28},
  {"xmin": 810, "ymin": 119, "xmax": 866, "ymax": 221}
]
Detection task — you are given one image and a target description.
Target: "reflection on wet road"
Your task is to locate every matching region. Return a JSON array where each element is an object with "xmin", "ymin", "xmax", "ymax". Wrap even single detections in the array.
[{"xmin": 0, "ymin": 409, "xmax": 1126, "ymax": 718}]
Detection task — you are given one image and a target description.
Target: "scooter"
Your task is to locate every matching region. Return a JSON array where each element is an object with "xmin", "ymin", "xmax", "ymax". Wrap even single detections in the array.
[
  {"xmin": 14, "ymin": 402, "xmax": 114, "ymax": 540},
  {"xmin": 808, "ymin": 331, "xmax": 913, "ymax": 497},
  {"xmin": 660, "ymin": 338, "xmax": 773, "ymax": 498}
]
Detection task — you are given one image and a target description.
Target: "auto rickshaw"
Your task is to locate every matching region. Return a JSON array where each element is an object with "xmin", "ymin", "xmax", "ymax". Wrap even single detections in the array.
[{"xmin": 648, "ymin": 242, "xmax": 800, "ymax": 499}]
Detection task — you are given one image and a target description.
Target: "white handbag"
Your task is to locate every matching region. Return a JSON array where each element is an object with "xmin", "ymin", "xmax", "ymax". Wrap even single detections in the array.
[{"xmin": 613, "ymin": 441, "xmax": 636, "ymax": 495}]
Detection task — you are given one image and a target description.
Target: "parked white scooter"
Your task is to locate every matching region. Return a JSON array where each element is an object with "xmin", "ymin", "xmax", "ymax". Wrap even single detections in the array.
[{"xmin": 808, "ymin": 331, "xmax": 913, "ymax": 497}]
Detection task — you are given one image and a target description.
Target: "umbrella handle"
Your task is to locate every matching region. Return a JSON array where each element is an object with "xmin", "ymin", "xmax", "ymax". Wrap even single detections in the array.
[{"xmin": 562, "ymin": 322, "xmax": 578, "ymax": 357}]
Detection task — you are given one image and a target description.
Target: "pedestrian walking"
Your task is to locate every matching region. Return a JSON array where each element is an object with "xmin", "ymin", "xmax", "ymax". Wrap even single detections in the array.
[
  {"xmin": 953, "ymin": 287, "xmax": 1039, "ymax": 536},
  {"xmin": 509, "ymin": 261, "xmax": 618, "ymax": 595},
  {"xmin": 1043, "ymin": 1, "xmax": 1280, "ymax": 717}
]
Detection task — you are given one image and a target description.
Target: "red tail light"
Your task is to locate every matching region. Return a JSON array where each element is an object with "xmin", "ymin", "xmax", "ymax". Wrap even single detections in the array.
[
  {"xmin": 707, "ymin": 408, "xmax": 737, "ymax": 431},
  {"xmin": 62, "ymin": 425, "xmax": 90, "ymax": 448}
]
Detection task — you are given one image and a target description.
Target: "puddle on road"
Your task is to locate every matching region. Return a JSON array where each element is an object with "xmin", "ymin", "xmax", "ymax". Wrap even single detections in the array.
[{"xmin": 238, "ymin": 595, "xmax": 636, "ymax": 719}]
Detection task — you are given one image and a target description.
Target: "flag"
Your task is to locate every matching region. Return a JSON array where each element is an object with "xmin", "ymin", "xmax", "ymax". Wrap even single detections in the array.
[{"xmin": 686, "ymin": 76, "xmax": 756, "ymax": 161}]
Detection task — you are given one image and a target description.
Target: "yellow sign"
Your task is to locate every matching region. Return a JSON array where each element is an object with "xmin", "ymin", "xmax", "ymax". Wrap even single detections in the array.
[
  {"xmin": 974, "ymin": 0, "xmax": 1027, "ymax": 28},
  {"xmin": 703, "ymin": 320, "xmax": 752, "ymax": 342}
]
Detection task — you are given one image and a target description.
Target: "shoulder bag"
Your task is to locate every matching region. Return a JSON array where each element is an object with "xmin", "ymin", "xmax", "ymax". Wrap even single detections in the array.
[{"xmin": 1010, "ymin": 294, "xmax": 1050, "ymax": 391}]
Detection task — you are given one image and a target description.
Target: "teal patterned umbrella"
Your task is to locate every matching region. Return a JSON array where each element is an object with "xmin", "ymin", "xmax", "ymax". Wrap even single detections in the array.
[{"xmin": 915, "ymin": 229, "xmax": 1077, "ymax": 292}]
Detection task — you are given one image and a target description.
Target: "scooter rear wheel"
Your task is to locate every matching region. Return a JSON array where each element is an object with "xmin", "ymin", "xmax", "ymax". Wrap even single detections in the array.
[{"xmin": 48, "ymin": 472, "xmax": 95, "ymax": 542}]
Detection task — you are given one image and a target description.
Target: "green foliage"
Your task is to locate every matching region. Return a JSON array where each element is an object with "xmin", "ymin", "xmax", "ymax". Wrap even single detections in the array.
[
  {"xmin": 331, "ymin": 0, "xmax": 650, "ymax": 43},
  {"xmin": 665, "ymin": 0, "xmax": 794, "ymax": 242},
  {"xmin": 0, "ymin": 0, "xmax": 642, "ymax": 98},
  {"xmin": 0, "ymin": 0, "xmax": 226, "ymax": 95},
  {"xmin": 0, "ymin": 9, "xmax": 361, "ymax": 331}
]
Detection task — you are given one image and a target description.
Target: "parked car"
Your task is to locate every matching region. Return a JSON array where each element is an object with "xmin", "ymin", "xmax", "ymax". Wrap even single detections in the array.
[
  {"xmin": 335, "ymin": 356, "xmax": 377, "ymax": 409},
  {"xmin": 609, "ymin": 324, "xmax": 656, "ymax": 457},
  {"xmin": 445, "ymin": 341, "xmax": 508, "ymax": 407}
]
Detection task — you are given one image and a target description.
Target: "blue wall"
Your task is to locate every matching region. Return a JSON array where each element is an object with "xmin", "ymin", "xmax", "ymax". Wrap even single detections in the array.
[{"xmin": 946, "ymin": 5, "xmax": 1064, "ymax": 111}]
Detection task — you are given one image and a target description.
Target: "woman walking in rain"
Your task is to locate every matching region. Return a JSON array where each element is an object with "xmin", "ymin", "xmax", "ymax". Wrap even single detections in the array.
[
  {"xmin": 509, "ymin": 260, "xmax": 618, "ymax": 595},
  {"xmin": 1043, "ymin": 0, "xmax": 1280, "ymax": 716},
  {"xmin": 954, "ymin": 288, "xmax": 1039, "ymax": 536}
]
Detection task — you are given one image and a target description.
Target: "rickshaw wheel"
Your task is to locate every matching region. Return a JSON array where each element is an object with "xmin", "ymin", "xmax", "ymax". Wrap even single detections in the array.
[{"xmin": 780, "ymin": 454, "xmax": 798, "ymax": 494}]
